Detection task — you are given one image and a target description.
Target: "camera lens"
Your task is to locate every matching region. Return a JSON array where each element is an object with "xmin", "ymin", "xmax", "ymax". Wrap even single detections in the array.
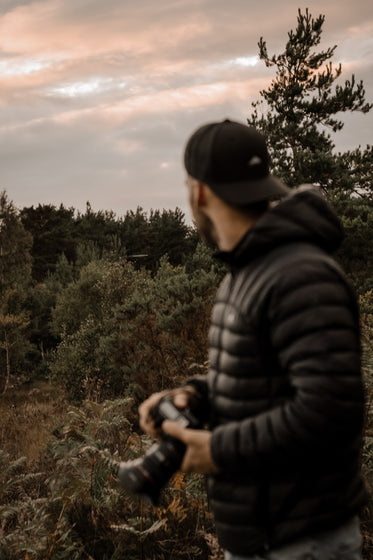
[{"xmin": 118, "ymin": 435, "xmax": 186, "ymax": 505}]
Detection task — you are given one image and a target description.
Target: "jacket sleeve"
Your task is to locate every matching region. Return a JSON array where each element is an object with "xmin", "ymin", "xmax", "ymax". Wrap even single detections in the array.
[
  {"xmin": 183, "ymin": 375, "xmax": 210, "ymax": 425},
  {"xmin": 210, "ymin": 261, "xmax": 365, "ymax": 472}
]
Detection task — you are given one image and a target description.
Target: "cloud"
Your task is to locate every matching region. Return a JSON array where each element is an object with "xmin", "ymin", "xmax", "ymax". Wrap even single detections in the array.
[
  {"xmin": 0, "ymin": 0, "xmax": 213, "ymax": 62},
  {"xmin": 0, "ymin": 0, "xmax": 372, "ymax": 217}
]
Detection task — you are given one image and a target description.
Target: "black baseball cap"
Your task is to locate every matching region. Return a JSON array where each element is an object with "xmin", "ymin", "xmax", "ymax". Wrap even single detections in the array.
[{"xmin": 184, "ymin": 119, "xmax": 290, "ymax": 205}]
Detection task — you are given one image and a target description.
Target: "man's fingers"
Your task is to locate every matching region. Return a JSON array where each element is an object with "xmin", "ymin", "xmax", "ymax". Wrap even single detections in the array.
[
  {"xmin": 139, "ymin": 392, "xmax": 162, "ymax": 415},
  {"xmin": 138, "ymin": 387, "xmax": 196, "ymax": 437},
  {"xmin": 138, "ymin": 392, "xmax": 164, "ymax": 433},
  {"xmin": 173, "ymin": 392, "xmax": 189, "ymax": 409}
]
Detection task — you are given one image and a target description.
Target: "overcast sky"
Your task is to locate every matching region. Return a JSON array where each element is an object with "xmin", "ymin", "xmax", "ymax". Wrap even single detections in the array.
[{"xmin": 0, "ymin": 0, "xmax": 372, "ymax": 221}]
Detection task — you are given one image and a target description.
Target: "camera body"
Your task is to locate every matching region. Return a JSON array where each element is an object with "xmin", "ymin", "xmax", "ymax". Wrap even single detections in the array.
[{"xmin": 118, "ymin": 395, "xmax": 202, "ymax": 504}]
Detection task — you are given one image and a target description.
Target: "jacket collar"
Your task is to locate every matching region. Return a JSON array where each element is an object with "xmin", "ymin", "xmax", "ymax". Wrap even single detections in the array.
[{"xmin": 214, "ymin": 186, "xmax": 343, "ymax": 269}]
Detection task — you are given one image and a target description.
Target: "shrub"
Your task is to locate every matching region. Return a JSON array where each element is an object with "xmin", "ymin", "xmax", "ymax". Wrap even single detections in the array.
[
  {"xmin": 0, "ymin": 398, "xmax": 222, "ymax": 559},
  {"xmin": 50, "ymin": 255, "xmax": 220, "ymax": 405}
]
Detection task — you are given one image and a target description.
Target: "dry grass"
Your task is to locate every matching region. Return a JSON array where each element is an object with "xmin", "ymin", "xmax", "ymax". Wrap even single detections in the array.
[
  {"xmin": 0, "ymin": 380, "xmax": 68, "ymax": 464},
  {"xmin": 0, "ymin": 377, "xmax": 371, "ymax": 559}
]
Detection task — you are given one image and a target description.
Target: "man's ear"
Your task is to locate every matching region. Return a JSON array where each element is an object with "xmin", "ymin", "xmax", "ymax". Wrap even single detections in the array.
[{"xmin": 195, "ymin": 181, "xmax": 208, "ymax": 207}]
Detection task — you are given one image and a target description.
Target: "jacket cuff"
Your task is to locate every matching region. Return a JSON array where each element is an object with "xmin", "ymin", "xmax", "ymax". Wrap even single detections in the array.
[
  {"xmin": 182, "ymin": 376, "xmax": 210, "ymax": 424},
  {"xmin": 210, "ymin": 422, "xmax": 241, "ymax": 470}
]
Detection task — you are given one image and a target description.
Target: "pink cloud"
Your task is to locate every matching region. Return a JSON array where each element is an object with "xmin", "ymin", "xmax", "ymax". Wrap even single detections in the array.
[{"xmin": 0, "ymin": 0, "xmax": 212, "ymax": 61}]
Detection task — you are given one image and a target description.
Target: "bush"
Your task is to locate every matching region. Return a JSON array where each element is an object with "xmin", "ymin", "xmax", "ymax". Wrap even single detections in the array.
[
  {"xmin": 50, "ymin": 252, "xmax": 220, "ymax": 405},
  {"xmin": 0, "ymin": 398, "xmax": 221, "ymax": 559}
]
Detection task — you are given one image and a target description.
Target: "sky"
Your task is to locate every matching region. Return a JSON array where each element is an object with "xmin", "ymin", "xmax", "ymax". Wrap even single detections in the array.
[{"xmin": 0, "ymin": 0, "xmax": 372, "ymax": 222}]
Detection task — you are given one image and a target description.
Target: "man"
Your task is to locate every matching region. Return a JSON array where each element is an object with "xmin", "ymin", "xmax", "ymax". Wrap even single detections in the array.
[{"xmin": 139, "ymin": 119, "xmax": 367, "ymax": 559}]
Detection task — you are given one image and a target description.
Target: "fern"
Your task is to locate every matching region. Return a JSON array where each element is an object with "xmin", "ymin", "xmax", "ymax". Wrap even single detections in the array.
[{"xmin": 0, "ymin": 397, "xmax": 222, "ymax": 559}]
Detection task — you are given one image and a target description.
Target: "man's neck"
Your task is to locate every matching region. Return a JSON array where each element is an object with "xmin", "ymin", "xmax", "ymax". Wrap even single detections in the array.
[{"xmin": 215, "ymin": 213, "xmax": 258, "ymax": 252}]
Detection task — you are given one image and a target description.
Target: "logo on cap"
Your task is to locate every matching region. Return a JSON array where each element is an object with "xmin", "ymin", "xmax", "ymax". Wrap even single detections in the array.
[{"xmin": 247, "ymin": 156, "xmax": 262, "ymax": 167}]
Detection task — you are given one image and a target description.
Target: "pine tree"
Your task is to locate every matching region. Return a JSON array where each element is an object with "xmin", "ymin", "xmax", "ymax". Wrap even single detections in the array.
[
  {"xmin": 248, "ymin": 8, "xmax": 372, "ymax": 198},
  {"xmin": 247, "ymin": 9, "xmax": 373, "ymax": 290},
  {"xmin": 20, "ymin": 203, "xmax": 76, "ymax": 282}
]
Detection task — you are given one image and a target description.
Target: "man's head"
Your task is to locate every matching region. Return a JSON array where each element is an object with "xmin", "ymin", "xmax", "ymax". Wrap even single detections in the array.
[
  {"xmin": 184, "ymin": 119, "xmax": 289, "ymax": 205},
  {"xmin": 183, "ymin": 119, "xmax": 290, "ymax": 249}
]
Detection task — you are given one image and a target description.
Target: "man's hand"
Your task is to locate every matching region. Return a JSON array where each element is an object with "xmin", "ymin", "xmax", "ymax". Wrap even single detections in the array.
[
  {"xmin": 138, "ymin": 391, "xmax": 165, "ymax": 439},
  {"xmin": 162, "ymin": 421, "xmax": 219, "ymax": 475},
  {"xmin": 138, "ymin": 388, "xmax": 195, "ymax": 439}
]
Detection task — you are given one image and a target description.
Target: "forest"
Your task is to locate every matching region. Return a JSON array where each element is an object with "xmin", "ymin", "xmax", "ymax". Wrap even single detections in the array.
[{"xmin": 0, "ymin": 8, "xmax": 373, "ymax": 560}]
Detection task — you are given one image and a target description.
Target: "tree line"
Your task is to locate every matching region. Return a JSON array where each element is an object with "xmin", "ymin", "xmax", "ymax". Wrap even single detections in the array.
[{"xmin": 0, "ymin": 195, "xmax": 223, "ymax": 397}]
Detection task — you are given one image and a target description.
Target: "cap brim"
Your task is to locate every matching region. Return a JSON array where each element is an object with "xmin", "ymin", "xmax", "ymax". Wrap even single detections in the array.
[{"xmin": 209, "ymin": 174, "xmax": 291, "ymax": 205}]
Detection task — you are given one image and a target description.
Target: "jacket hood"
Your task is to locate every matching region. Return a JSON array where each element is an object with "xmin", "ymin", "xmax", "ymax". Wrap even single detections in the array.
[{"xmin": 219, "ymin": 186, "xmax": 344, "ymax": 267}]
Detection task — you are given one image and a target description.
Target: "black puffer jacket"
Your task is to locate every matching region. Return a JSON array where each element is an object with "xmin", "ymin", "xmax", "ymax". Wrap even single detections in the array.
[{"xmin": 189, "ymin": 187, "xmax": 367, "ymax": 555}]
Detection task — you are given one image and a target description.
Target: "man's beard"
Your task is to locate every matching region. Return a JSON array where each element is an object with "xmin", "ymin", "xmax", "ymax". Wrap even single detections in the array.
[{"xmin": 193, "ymin": 208, "xmax": 218, "ymax": 249}]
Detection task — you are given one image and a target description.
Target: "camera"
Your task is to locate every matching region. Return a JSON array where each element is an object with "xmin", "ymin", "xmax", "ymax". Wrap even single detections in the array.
[{"xmin": 118, "ymin": 394, "xmax": 202, "ymax": 505}]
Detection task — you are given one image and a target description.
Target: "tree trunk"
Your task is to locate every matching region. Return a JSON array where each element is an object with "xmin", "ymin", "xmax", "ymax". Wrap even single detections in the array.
[{"xmin": 2, "ymin": 333, "xmax": 11, "ymax": 395}]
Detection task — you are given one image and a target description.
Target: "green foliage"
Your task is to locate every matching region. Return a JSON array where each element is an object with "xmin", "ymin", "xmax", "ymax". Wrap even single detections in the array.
[
  {"xmin": 20, "ymin": 203, "xmax": 76, "ymax": 283},
  {"xmin": 0, "ymin": 191, "xmax": 33, "ymax": 294},
  {"xmin": 0, "ymin": 307, "xmax": 31, "ymax": 392},
  {"xmin": 0, "ymin": 398, "xmax": 219, "ymax": 559},
  {"xmin": 20, "ymin": 202, "xmax": 197, "ymax": 283},
  {"xmin": 16, "ymin": 199, "xmax": 200, "ymax": 378},
  {"xmin": 75, "ymin": 202, "xmax": 118, "ymax": 255},
  {"xmin": 51, "ymin": 260, "xmax": 109, "ymax": 338},
  {"xmin": 136, "ymin": 207, "xmax": 197, "ymax": 272},
  {"xmin": 50, "ymin": 253, "xmax": 220, "ymax": 404},
  {"xmin": 25, "ymin": 277, "xmax": 66, "ymax": 377},
  {"xmin": 361, "ymin": 293, "xmax": 373, "ymax": 343},
  {"xmin": 0, "ymin": 192, "xmax": 33, "ymax": 391},
  {"xmin": 0, "ymin": 192, "xmax": 213, "ymax": 395},
  {"xmin": 336, "ymin": 199, "xmax": 373, "ymax": 293}
]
